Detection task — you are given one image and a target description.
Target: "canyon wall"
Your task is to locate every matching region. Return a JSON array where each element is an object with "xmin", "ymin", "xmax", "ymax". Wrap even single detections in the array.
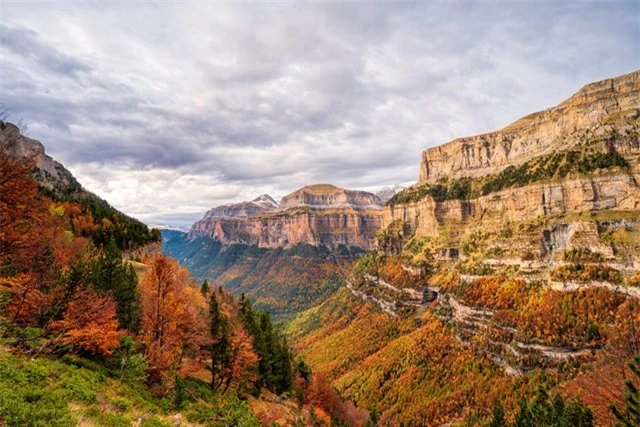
[
  {"xmin": 383, "ymin": 70, "xmax": 640, "ymax": 259},
  {"xmin": 190, "ymin": 184, "xmax": 383, "ymax": 250},
  {"xmin": 419, "ymin": 70, "xmax": 640, "ymax": 183}
]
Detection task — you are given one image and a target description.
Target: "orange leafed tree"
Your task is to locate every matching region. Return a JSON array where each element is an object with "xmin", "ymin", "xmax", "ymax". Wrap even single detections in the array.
[
  {"xmin": 229, "ymin": 327, "xmax": 259, "ymax": 388},
  {"xmin": 138, "ymin": 254, "xmax": 208, "ymax": 383},
  {"xmin": 50, "ymin": 287, "xmax": 123, "ymax": 357}
]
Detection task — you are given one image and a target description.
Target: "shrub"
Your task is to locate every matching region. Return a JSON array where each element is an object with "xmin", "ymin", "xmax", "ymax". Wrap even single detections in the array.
[
  {"xmin": 563, "ymin": 248, "xmax": 603, "ymax": 263},
  {"xmin": 387, "ymin": 178, "xmax": 471, "ymax": 205},
  {"xmin": 552, "ymin": 264, "xmax": 622, "ymax": 283}
]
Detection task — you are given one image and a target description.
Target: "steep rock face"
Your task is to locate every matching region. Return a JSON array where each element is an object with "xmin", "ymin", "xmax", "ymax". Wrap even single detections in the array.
[
  {"xmin": 383, "ymin": 174, "xmax": 640, "ymax": 238},
  {"xmin": 419, "ymin": 70, "xmax": 640, "ymax": 183},
  {"xmin": 0, "ymin": 122, "xmax": 81, "ymax": 192},
  {"xmin": 279, "ymin": 184, "xmax": 383, "ymax": 210},
  {"xmin": 190, "ymin": 185, "xmax": 383, "ymax": 249},
  {"xmin": 383, "ymin": 70, "xmax": 640, "ymax": 260}
]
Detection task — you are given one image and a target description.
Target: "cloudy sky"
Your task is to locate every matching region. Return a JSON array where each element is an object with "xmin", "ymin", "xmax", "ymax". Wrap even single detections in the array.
[{"xmin": 1, "ymin": 1, "xmax": 638, "ymax": 226}]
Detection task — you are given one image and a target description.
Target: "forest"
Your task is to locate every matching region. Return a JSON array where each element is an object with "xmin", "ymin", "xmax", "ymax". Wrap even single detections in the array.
[{"xmin": 0, "ymin": 134, "xmax": 374, "ymax": 426}]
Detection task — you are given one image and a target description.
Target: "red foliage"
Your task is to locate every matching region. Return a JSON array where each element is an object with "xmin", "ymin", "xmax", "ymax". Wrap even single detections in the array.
[
  {"xmin": 50, "ymin": 287, "xmax": 123, "ymax": 357},
  {"xmin": 138, "ymin": 254, "xmax": 208, "ymax": 383},
  {"xmin": 305, "ymin": 373, "xmax": 367, "ymax": 427}
]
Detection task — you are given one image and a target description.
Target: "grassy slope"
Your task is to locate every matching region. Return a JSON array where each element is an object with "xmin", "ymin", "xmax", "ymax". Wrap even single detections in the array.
[{"xmin": 0, "ymin": 345, "xmax": 262, "ymax": 427}]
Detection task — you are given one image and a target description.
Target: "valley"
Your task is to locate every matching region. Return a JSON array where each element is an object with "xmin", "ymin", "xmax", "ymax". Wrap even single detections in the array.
[
  {"xmin": 156, "ymin": 70, "xmax": 640, "ymax": 425},
  {"xmin": 1, "ymin": 69, "xmax": 639, "ymax": 427}
]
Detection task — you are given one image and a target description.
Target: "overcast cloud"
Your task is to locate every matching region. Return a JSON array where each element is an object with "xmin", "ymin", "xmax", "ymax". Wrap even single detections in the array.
[{"xmin": 1, "ymin": 1, "xmax": 638, "ymax": 226}]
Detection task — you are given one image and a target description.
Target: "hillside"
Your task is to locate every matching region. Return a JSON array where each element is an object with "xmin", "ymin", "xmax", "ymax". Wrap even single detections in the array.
[
  {"xmin": 285, "ymin": 70, "xmax": 640, "ymax": 426},
  {"xmin": 0, "ymin": 121, "xmax": 160, "ymax": 250},
  {"xmin": 0, "ymin": 128, "xmax": 357, "ymax": 427},
  {"xmin": 162, "ymin": 232, "xmax": 362, "ymax": 319}
]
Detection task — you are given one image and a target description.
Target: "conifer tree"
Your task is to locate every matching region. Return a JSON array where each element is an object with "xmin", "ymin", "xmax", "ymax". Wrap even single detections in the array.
[
  {"xmin": 610, "ymin": 355, "xmax": 640, "ymax": 427},
  {"xmin": 200, "ymin": 279, "xmax": 210, "ymax": 295},
  {"xmin": 489, "ymin": 401, "xmax": 506, "ymax": 427},
  {"xmin": 209, "ymin": 292, "xmax": 231, "ymax": 390},
  {"xmin": 514, "ymin": 385, "xmax": 593, "ymax": 427},
  {"xmin": 91, "ymin": 238, "xmax": 140, "ymax": 331}
]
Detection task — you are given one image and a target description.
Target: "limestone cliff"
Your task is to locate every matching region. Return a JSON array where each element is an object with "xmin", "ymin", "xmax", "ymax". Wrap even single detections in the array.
[
  {"xmin": 382, "ymin": 70, "xmax": 640, "ymax": 262},
  {"xmin": 0, "ymin": 122, "xmax": 81, "ymax": 193},
  {"xmin": 419, "ymin": 70, "xmax": 640, "ymax": 183},
  {"xmin": 190, "ymin": 184, "xmax": 383, "ymax": 250}
]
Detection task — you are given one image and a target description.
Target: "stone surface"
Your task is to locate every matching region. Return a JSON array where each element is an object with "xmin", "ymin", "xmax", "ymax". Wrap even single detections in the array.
[
  {"xmin": 419, "ymin": 70, "xmax": 640, "ymax": 183},
  {"xmin": 190, "ymin": 184, "xmax": 384, "ymax": 249},
  {"xmin": 382, "ymin": 70, "xmax": 640, "ymax": 260}
]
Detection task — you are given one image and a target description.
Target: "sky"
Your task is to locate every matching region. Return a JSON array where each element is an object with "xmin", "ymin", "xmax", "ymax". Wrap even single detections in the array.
[{"xmin": 1, "ymin": 1, "xmax": 639, "ymax": 226}]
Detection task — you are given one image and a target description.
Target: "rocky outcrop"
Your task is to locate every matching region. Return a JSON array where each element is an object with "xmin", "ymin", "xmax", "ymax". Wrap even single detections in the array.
[
  {"xmin": 0, "ymin": 121, "xmax": 81, "ymax": 192},
  {"xmin": 419, "ymin": 70, "xmax": 640, "ymax": 183},
  {"xmin": 280, "ymin": 184, "xmax": 383, "ymax": 210},
  {"xmin": 375, "ymin": 185, "xmax": 405, "ymax": 203},
  {"xmin": 382, "ymin": 71, "xmax": 640, "ymax": 261},
  {"xmin": 190, "ymin": 184, "xmax": 383, "ymax": 250},
  {"xmin": 200, "ymin": 195, "xmax": 278, "ymax": 220},
  {"xmin": 384, "ymin": 174, "xmax": 640, "ymax": 236}
]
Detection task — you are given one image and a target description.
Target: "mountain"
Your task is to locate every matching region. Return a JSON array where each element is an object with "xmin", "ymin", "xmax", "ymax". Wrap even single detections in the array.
[
  {"xmin": 198, "ymin": 194, "xmax": 279, "ymax": 222},
  {"xmin": 147, "ymin": 224, "xmax": 190, "ymax": 233},
  {"xmin": 189, "ymin": 184, "xmax": 384, "ymax": 250},
  {"xmin": 286, "ymin": 70, "xmax": 640, "ymax": 426},
  {"xmin": 383, "ymin": 70, "xmax": 639, "ymax": 259},
  {"xmin": 419, "ymin": 70, "xmax": 640, "ymax": 182},
  {"xmin": 374, "ymin": 185, "xmax": 406, "ymax": 203},
  {"xmin": 0, "ymin": 121, "xmax": 160, "ymax": 250},
  {"xmin": 0, "ymin": 132, "xmax": 313, "ymax": 426},
  {"xmin": 0, "ymin": 122, "xmax": 82, "ymax": 194},
  {"xmin": 162, "ymin": 184, "xmax": 382, "ymax": 318}
]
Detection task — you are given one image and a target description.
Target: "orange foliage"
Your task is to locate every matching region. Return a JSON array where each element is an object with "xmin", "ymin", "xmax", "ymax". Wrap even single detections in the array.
[
  {"xmin": 50, "ymin": 287, "xmax": 123, "ymax": 357},
  {"xmin": 305, "ymin": 373, "xmax": 367, "ymax": 426},
  {"xmin": 138, "ymin": 254, "xmax": 208, "ymax": 382},
  {"xmin": 229, "ymin": 327, "xmax": 259, "ymax": 388}
]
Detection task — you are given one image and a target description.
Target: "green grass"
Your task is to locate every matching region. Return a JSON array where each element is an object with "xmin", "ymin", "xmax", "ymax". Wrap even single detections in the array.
[{"xmin": 0, "ymin": 347, "xmax": 259, "ymax": 427}]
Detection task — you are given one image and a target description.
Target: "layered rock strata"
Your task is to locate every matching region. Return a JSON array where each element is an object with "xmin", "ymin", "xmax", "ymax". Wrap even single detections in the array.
[{"xmin": 190, "ymin": 184, "xmax": 383, "ymax": 250}]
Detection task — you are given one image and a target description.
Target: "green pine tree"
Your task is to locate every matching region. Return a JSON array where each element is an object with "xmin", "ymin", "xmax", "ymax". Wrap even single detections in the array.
[
  {"xmin": 610, "ymin": 355, "xmax": 640, "ymax": 427},
  {"xmin": 514, "ymin": 384, "xmax": 593, "ymax": 427},
  {"xmin": 200, "ymin": 279, "xmax": 210, "ymax": 295},
  {"xmin": 91, "ymin": 239, "xmax": 140, "ymax": 332},
  {"xmin": 209, "ymin": 292, "xmax": 231, "ymax": 390},
  {"xmin": 488, "ymin": 401, "xmax": 506, "ymax": 427}
]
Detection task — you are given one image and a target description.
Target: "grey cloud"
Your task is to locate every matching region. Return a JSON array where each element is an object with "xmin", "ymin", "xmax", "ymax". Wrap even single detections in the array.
[
  {"xmin": 1, "ymin": 1, "xmax": 638, "ymax": 225},
  {"xmin": 0, "ymin": 24, "xmax": 92, "ymax": 77}
]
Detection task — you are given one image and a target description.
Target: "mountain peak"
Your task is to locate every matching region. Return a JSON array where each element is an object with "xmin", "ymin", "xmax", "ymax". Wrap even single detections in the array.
[
  {"xmin": 375, "ymin": 185, "xmax": 406, "ymax": 203},
  {"xmin": 251, "ymin": 194, "xmax": 279, "ymax": 209},
  {"xmin": 280, "ymin": 184, "xmax": 383, "ymax": 211}
]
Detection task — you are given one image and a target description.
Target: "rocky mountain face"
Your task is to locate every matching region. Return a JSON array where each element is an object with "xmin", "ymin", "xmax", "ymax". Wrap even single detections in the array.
[
  {"xmin": 200, "ymin": 194, "xmax": 279, "ymax": 220},
  {"xmin": 365, "ymin": 69, "xmax": 640, "ymax": 392},
  {"xmin": 189, "ymin": 184, "xmax": 384, "ymax": 250},
  {"xmin": 285, "ymin": 72, "xmax": 640, "ymax": 426},
  {"xmin": 375, "ymin": 185, "xmax": 405, "ymax": 203},
  {"xmin": 0, "ymin": 121, "xmax": 159, "ymax": 249},
  {"xmin": 0, "ymin": 122, "xmax": 82, "ymax": 194},
  {"xmin": 383, "ymin": 70, "xmax": 640, "ymax": 263},
  {"xmin": 419, "ymin": 70, "xmax": 640, "ymax": 182}
]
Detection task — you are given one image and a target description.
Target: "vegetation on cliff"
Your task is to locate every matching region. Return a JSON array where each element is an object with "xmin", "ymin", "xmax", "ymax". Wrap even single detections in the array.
[{"xmin": 388, "ymin": 136, "xmax": 631, "ymax": 207}]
